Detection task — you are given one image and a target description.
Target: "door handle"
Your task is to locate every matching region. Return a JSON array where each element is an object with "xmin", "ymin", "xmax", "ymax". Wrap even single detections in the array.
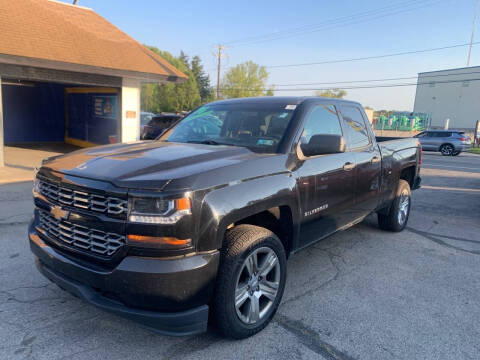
[
  {"xmin": 371, "ymin": 156, "xmax": 381, "ymax": 164},
  {"xmin": 343, "ymin": 162, "xmax": 356, "ymax": 171}
]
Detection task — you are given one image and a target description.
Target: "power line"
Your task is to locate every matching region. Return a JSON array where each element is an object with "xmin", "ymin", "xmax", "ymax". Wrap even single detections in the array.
[
  {"xmin": 267, "ymin": 69, "xmax": 480, "ymax": 87},
  {"xmin": 263, "ymin": 42, "xmax": 480, "ymax": 69},
  {"xmin": 271, "ymin": 76, "xmax": 418, "ymax": 87},
  {"xmin": 217, "ymin": 76, "xmax": 480, "ymax": 92},
  {"xmin": 223, "ymin": 0, "xmax": 448, "ymax": 47}
]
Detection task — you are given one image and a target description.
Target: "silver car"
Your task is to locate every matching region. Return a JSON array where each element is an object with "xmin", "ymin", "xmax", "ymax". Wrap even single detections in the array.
[{"xmin": 414, "ymin": 130, "xmax": 471, "ymax": 156}]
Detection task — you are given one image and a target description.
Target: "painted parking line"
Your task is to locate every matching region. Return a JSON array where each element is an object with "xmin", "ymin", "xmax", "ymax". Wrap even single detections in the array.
[
  {"xmin": 421, "ymin": 163, "xmax": 480, "ymax": 171},
  {"xmin": 420, "ymin": 185, "xmax": 480, "ymax": 193}
]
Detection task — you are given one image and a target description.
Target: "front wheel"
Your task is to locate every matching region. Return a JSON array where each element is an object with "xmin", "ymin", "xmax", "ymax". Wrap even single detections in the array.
[
  {"xmin": 440, "ymin": 144, "xmax": 454, "ymax": 156},
  {"xmin": 378, "ymin": 179, "xmax": 411, "ymax": 232},
  {"xmin": 214, "ymin": 225, "xmax": 287, "ymax": 339},
  {"xmin": 452, "ymin": 151, "xmax": 461, "ymax": 156}
]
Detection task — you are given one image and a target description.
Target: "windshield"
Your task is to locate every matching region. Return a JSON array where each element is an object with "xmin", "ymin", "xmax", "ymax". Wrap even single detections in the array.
[{"xmin": 159, "ymin": 102, "xmax": 297, "ymax": 153}]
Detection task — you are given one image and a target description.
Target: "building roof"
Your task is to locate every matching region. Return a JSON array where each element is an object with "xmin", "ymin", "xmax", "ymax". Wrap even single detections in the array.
[
  {"xmin": 418, "ymin": 65, "xmax": 480, "ymax": 75},
  {"xmin": 0, "ymin": 0, "xmax": 186, "ymax": 82}
]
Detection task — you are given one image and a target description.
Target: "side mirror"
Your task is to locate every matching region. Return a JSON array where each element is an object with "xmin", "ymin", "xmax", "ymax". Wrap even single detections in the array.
[{"xmin": 300, "ymin": 134, "xmax": 346, "ymax": 157}]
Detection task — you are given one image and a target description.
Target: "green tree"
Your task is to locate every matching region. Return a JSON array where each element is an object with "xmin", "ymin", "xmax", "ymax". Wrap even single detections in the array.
[
  {"xmin": 265, "ymin": 87, "xmax": 275, "ymax": 96},
  {"xmin": 221, "ymin": 61, "xmax": 272, "ymax": 98},
  {"xmin": 140, "ymin": 46, "xmax": 201, "ymax": 113},
  {"xmin": 315, "ymin": 89, "xmax": 347, "ymax": 99},
  {"xmin": 179, "ymin": 50, "xmax": 190, "ymax": 68},
  {"xmin": 191, "ymin": 55, "xmax": 215, "ymax": 103}
]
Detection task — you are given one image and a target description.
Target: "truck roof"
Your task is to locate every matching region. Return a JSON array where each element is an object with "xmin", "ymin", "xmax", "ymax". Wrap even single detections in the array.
[{"xmin": 210, "ymin": 96, "xmax": 362, "ymax": 107}]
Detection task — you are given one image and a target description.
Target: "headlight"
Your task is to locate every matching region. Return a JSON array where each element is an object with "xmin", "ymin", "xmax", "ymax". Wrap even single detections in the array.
[
  {"xmin": 128, "ymin": 196, "xmax": 191, "ymax": 224},
  {"xmin": 127, "ymin": 195, "xmax": 192, "ymax": 250}
]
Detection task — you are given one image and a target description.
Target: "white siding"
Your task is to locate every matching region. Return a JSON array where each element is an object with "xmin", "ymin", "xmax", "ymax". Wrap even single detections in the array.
[
  {"xmin": 121, "ymin": 77, "xmax": 141, "ymax": 142},
  {"xmin": 413, "ymin": 67, "xmax": 480, "ymax": 130}
]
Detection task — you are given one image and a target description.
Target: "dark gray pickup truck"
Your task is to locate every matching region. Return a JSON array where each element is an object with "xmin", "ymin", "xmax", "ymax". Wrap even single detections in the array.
[{"xmin": 30, "ymin": 97, "xmax": 421, "ymax": 338}]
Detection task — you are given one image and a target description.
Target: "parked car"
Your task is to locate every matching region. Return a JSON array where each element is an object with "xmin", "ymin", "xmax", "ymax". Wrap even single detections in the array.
[
  {"xmin": 140, "ymin": 113, "xmax": 183, "ymax": 140},
  {"xmin": 414, "ymin": 130, "xmax": 471, "ymax": 156},
  {"xmin": 30, "ymin": 97, "xmax": 421, "ymax": 339},
  {"xmin": 140, "ymin": 111, "xmax": 155, "ymax": 132}
]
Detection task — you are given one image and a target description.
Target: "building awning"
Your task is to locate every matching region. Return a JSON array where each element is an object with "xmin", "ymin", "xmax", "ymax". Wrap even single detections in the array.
[{"xmin": 0, "ymin": 0, "xmax": 187, "ymax": 83}]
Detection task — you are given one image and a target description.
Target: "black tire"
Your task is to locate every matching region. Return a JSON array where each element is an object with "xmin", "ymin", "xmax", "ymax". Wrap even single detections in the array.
[
  {"xmin": 378, "ymin": 179, "xmax": 411, "ymax": 232},
  {"xmin": 452, "ymin": 151, "xmax": 461, "ymax": 156},
  {"xmin": 440, "ymin": 144, "xmax": 454, "ymax": 156},
  {"xmin": 213, "ymin": 224, "xmax": 287, "ymax": 339}
]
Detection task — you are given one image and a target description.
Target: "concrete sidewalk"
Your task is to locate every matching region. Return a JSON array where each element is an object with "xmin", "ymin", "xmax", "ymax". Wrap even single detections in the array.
[{"xmin": 0, "ymin": 143, "xmax": 79, "ymax": 184}]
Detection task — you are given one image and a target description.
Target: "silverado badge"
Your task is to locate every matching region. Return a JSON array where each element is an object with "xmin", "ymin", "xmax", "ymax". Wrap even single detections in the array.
[{"xmin": 50, "ymin": 205, "xmax": 69, "ymax": 221}]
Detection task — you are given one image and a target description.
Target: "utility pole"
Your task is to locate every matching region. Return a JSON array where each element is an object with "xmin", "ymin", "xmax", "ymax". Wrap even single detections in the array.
[
  {"xmin": 215, "ymin": 45, "xmax": 226, "ymax": 99},
  {"xmin": 467, "ymin": 0, "xmax": 480, "ymax": 66}
]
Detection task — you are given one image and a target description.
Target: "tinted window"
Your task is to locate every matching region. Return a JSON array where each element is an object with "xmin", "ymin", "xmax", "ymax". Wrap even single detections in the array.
[
  {"xmin": 415, "ymin": 132, "xmax": 426, "ymax": 138},
  {"xmin": 150, "ymin": 117, "xmax": 179, "ymax": 128},
  {"xmin": 301, "ymin": 105, "xmax": 342, "ymax": 143},
  {"xmin": 140, "ymin": 113, "xmax": 153, "ymax": 126},
  {"xmin": 339, "ymin": 106, "xmax": 370, "ymax": 149},
  {"xmin": 432, "ymin": 132, "xmax": 450, "ymax": 137}
]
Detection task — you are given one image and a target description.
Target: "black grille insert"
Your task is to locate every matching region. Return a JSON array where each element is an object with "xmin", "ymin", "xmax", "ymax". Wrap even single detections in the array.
[{"xmin": 38, "ymin": 209, "xmax": 125, "ymax": 256}]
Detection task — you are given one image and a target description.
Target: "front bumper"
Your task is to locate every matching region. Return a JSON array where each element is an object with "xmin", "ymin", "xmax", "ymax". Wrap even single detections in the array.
[{"xmin": 29, "ymin": 222, "xmax": 219, "ymax": 336}]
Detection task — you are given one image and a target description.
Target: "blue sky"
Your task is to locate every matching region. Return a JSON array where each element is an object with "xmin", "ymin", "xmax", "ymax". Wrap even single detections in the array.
[{"xmin": 63, "ymin": 0, "xmax": 478, "ymax": 110}]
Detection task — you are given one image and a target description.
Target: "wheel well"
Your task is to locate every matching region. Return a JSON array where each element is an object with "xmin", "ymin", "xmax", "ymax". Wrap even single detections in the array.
[
  {"xmin": 234, "ymin": 206, "xmax": 294, "ymax": 257},
  {"xmin": 400, "ymin": 166, "xmax": 415, "ymax": 188}
]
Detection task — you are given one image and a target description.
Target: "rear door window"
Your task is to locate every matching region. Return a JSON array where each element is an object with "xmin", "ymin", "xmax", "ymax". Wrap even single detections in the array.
[{"xmin": 339, "ymin": 105, "xmax": 371, "ymax": 149}]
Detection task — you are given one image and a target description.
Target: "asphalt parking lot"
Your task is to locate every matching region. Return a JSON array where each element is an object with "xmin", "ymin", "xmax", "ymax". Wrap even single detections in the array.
[{"xmin": 1, "ymin": 152, "xmax": 479, "ymax": 360}]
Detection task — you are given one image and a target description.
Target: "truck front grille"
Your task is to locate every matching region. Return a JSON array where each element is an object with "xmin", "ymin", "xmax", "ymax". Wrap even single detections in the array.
[
  {"xmin": 38, "ymin": 179, "xmax": 127, "ymax": 217},
  {"xmin": 38, "ymin": 209, "xmax": 125, "ymax": 256}
]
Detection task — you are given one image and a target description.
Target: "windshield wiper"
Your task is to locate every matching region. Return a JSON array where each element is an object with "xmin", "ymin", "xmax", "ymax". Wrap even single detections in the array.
[{"xmin": 187, "ymin": 139, "xmax": 223, "ymax": 145}]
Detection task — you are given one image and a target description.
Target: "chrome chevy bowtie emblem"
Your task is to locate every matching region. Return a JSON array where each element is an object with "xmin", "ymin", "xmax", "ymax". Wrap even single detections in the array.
[{"xmin": 50, "ymin": 205, "xmax": 69, "ymax": 221}]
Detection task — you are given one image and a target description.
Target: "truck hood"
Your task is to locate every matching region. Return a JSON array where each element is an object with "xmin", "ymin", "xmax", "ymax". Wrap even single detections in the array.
[{"xmin": 41, "ymin": 141, "xmax": 282, "ymax": 190}]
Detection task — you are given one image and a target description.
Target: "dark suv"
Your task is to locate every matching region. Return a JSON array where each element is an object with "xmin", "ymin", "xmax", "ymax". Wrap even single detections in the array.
[
  {"xmin": 140, "ymin": 113, "xmax": 182, "ymax": 140},
  {"xmin": 414, "ymin": 130, "xmax": 471, "ymax": 156}
]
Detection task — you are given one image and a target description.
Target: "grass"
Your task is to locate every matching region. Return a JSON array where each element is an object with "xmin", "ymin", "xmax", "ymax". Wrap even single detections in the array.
[{"xmin": 468, "ymin": 147, "xmax": 480, "ymax": 155}]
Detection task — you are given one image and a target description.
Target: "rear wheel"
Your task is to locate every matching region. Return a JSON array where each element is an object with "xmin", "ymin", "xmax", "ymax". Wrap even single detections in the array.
[
  {"xmin": 440, "ymin": 144, "xmax": 454, "ymax": 156},
  {"xmin": 452, "ymin": 150, "xmax": 461, "ymax": 156},
  {"xmin": 378, "ymin": 179, "xmax": 411, "ymax": 232},
  {"xmin": 214, "ymin": 225, "xmax": 287, "ymax": 339}
]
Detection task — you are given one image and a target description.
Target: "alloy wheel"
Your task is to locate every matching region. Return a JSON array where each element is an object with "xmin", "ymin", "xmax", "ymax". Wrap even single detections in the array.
[
  {"xmin": 441, "ymin": 145, "xmax": 453, "ymax": 156},
  {"xmin": 234, "ymin": 247, "xmax": 281, "ymax": 324},
  {"xmin": 397, "ymin": 190, "xmax": 410, "ymax": 225}
]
